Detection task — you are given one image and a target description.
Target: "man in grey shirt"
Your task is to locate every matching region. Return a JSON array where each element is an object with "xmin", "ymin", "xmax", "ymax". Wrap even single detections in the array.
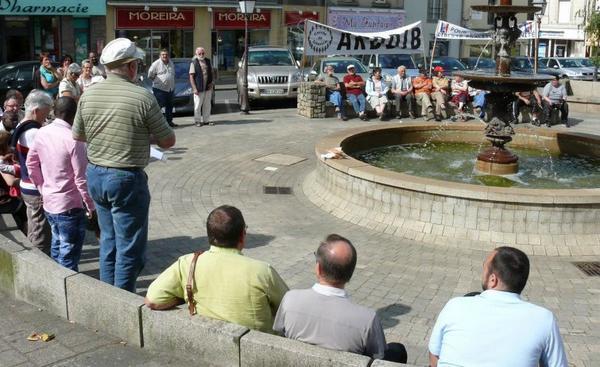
[
  {"xmin": 148, "ymin": 49, "xmax": 176, "ymax": 127},
  {"xmin": 273, "ymin": 234, "xmax": 407, "ymax": 363},
  {"xmin": 315, "ymin": 65, "xmax": 347, "ymax": 120},
  {"xmin": 542, "ymin": 76, "xmax": 569, "ymax": 127}
]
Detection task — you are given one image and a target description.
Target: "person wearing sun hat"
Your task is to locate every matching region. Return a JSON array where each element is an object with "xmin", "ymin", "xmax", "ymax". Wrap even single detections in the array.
[
  {"xmin": 432, "ymin": 65, "xmax": 450, "ymax": 121},
  {"xmin": 72, "ymin": 38, "xmax": 176, "ymax": 293},
  {"xmin": 343, "ymin": 64, "xmax": 368, "ymax": 121}
]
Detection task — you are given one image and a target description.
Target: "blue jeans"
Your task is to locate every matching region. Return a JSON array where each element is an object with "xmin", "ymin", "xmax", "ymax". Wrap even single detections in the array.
[
  {"xmin": 327, "ymin": 90, "xmax": 345, "ymax": 115},
  {"xmin": 87, "ymin": 164, "xmax": 150, "ymax": 292},
  {"xmin": 45, "ymin": 208, "xmax": 87, "ymax": 271},
  {"xmin": 153, "ymin": 88, "xmax": 174, "ymax": 124},
  {"xmin": 347, "ymin": 93, "xmax": 366, "ymax": 114}
]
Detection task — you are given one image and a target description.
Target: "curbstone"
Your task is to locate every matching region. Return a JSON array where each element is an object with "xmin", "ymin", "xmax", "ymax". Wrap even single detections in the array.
[
  {"xmin": 0, "ymin": 238, "xmax": 25, "ymax": 296},
  {"xmin": 370, "ymin": 359, "xmax": 420, "ymax": 367},
  {"xmin": 142, "ymin": 306, "xmax": 248, "ymax": 366},
  {"xmin": 66, "ymin": 273, "xmax": 144, "ymax": 346},
  {"xmin": 240, "ymin": 330, "xmax": 371, "ymax": 367},
  {"xmin": 13, "ymin": 249, "xmax": 75, "ymax": 318}
]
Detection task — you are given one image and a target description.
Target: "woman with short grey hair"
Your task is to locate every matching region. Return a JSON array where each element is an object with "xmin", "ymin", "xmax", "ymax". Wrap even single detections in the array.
[
  {"xmin": 77, "ymin": 60, "xmax": 94, "ymax": 92},
  {"xmin": 59, "ymin": 63, "xmax": 83, "ymax": 102}
]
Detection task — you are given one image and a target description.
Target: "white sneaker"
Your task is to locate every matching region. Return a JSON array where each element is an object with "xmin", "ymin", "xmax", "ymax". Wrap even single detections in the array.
[{"xmin": 195, "ymin": 122, "xmax": 202, "ymax": 127}]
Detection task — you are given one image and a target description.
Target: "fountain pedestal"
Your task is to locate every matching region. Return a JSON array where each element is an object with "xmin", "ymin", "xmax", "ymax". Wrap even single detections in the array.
[{"xmin": 476, "ymin": 135, "xmax": 519, "ymax": 175}]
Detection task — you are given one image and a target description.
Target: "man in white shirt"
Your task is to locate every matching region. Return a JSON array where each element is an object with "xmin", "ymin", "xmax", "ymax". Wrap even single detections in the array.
[
  {"xmin": 429, "ymin": 246, "xmax": 568, "ymax": 367},
  {"xmin": 391, "ymin": 66, "xmax": 414, "ymax": 119},
  {"xmin": 148, "ymin": 50, "xmax": 176, "ymax": 127}
]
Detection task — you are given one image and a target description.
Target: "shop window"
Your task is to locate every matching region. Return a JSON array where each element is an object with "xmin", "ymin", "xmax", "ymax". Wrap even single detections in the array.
[
  {"xmin": 427, "ymin": 0, "xmax": 447, "ymax": 23},
  {"xmin": 34, "ymin": 17, "xmax": 60, "ymax": 60},
  {"xmin": 73, "ymin": 18, "xmax": 90, "ymax": 63},
  {"xmin": 117, "ymin": 30, "xmax": 195, "ymax": 66}
]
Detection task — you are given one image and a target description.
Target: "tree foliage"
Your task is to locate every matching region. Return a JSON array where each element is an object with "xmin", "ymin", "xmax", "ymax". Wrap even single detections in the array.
[{"xmin": 585, "ymin": 11, "xmax": 600, "ymax": 66}]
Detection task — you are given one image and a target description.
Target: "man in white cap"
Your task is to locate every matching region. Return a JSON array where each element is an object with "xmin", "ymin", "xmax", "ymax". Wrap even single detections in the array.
[
  {"xmin": 343, "ymin": 64, "xmax": 367, "ymax": 121},
  {"xmin": 72, "ymin": 38, "xmax": 176, "ymax": 292}
]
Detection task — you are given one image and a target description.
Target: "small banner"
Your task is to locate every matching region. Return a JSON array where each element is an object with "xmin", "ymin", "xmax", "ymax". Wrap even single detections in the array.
[
  {"xmin": 434, "ymin": 20, "xmax": 537, "ymax": 40},
  {"xmin": 304, "ymin": 20, "xmax": 423, "ymax": 56}
]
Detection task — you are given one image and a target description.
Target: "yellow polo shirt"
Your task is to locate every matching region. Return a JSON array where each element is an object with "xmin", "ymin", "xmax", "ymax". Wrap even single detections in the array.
[{"xmin": 146, "ymin": 246, "xmax": 289, "ymax": 333}]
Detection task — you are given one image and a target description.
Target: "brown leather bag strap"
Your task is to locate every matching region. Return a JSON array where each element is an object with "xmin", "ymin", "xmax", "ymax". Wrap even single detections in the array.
[{"xmin": 186, "ymin": 251, "xmax": 203, "ymax": 316}]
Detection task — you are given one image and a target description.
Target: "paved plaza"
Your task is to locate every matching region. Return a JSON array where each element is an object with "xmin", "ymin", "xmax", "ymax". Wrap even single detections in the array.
[{"xmin": 3, "ymin": 109, "xmax": 599, "ymax": 366}]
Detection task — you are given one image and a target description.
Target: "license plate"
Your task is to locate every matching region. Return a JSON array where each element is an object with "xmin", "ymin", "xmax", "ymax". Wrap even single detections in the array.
[{"xmin": 262, "ymin": 89, "xmax": 285, "ymax": 95}]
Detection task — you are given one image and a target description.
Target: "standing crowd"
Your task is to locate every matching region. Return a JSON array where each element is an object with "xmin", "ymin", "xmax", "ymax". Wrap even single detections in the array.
[{"xmin": 0, "ymin": 41, "xmax": 570, "ymax": 366}]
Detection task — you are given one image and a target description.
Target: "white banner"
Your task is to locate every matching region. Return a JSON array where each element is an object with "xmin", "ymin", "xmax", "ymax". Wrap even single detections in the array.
[
  {"xmin": 327, "ymin": 8, "xmax": 405, "ymax": 32},
  {"xmin": 305, "ymin": 20, "xmax": 423, "ymax": 56},
  {"xmin": 435, "ymin": 21, "xmax": 492, "ymax": 40},
  {"xmin": 434, "ymin": 20, "xmax": 538, "ymax": 40}
]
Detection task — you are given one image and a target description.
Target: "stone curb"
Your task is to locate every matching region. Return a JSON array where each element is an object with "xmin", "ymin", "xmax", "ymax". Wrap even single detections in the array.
[{"xmin": 0, "ymin": 238, "xmax": 418, "ymax": 367}]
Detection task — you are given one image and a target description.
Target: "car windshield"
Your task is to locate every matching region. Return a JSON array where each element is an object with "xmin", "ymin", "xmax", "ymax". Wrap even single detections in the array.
[
  {"xmin": 174, "ymin": 61, "xmax": 190, "ymax": 79},
  {"xmin": 559, "ymin": 59, "xmax": 583, "ymax": 68},
  {"xmin": 432, "ymin": 58, "xmax": 466, "ymax": 71},
  {"xmin": 322, "ymin": 60, "xmax": 367, "ymax": 73},
  {"xmin": 248, "ymin": 51, "xmax": 294, "ymax": 66},
  {"xmin": 575, "ymin": 58, "xmax": 593, "ymax": 67},
  {"xmin": 512, "ymin": 58, "xmax": 533, "ymax": 70},
  {"xmin": 378, "ymin": 54, "xmax": 416, "ymax": 69},
  {"xmin": 473, "ymin": 58, "xmax": 495, "ymax": 69}
]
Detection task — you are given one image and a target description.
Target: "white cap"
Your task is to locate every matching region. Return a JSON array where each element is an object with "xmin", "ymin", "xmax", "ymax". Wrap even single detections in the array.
[
  {"xmin": 100, "ymin": 38, "xmax": 145, "ymax": 67},
  {"xmin": 347, "ymin": 64, "xmax": 355, "ymax": 70}
]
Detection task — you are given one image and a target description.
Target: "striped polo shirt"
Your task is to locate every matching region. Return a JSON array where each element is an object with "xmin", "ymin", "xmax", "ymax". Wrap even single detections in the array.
[{"xmin": 73, "ymin": 73, "xmax": 173, "ymax": 168}]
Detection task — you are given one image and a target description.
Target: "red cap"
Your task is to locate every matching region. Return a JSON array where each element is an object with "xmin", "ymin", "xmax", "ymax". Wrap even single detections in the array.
[{"xmin": 433, "ymin": 66, "xmax": 444, "ymax": 73}]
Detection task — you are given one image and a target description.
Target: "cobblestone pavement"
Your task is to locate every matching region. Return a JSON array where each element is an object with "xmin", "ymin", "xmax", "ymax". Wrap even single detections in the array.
[
  {"xmin": 65, "ymin": 110, "xmax": 600, "ymax": 367},
  {"xmin": 0, "ymin": 295, "xmax": 185, "ymax": 366}
]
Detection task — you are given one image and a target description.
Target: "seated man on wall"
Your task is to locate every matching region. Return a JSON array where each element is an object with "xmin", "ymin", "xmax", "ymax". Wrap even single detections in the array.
[
  {"xmin": 145, "ymin": 205, "xmax": 289, "ymax": 333},
  {"xmin": 542, "ymin": 76, "xmax": 569, "ymax": 128},
  {"xmin": 315, "ymin": 65, "xmax": 347, "ymax": 121},
  {"xmin": 412, "ymin": 66, "xmax": 434, "ymax": 121},
  {"xmin": 513, "ymin": 89, "xmax": 542, "ymax": 125},
  {"xmin": 429, "ymin": 246, "xmax": 568, "ymax": 367},
  {"xmin": 391, "ymin": 65, "xmax": 414, "ymax": 119},
  {"xmin": 274, "ymin": 234, "xmax": 408, "ymax": 364},
  {"xmin": 343, "ymin": 64, "xmax": 368, "ymax": 121},
  {"xmin": 431, "ymin": 66, "xmax": 449, "ymax": 121}
]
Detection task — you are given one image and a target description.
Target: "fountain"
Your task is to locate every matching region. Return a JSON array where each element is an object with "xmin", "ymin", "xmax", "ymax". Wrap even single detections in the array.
[
  {"xmin": 455, "ymin": 0, "xmax": 553, "ymax": 175},
  {"xmin": 307, "ymin": 0, "xmax": 600, "ymax": 256}
]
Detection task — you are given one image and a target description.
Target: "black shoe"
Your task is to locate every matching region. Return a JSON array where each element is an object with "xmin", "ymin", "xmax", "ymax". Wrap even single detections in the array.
[
  {"xmin": 342, "ymin": 115, "xmax": 348, "ymax": 121},
  {"xmin": 562, "ymin": 121, "xmax": 569, "ymax": 127},
  {"xmin": 168, "ymin": 122, "xmax": 178, "ymax": 127}
]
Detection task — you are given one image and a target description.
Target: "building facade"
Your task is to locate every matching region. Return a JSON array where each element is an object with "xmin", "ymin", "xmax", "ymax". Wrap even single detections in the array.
[
  {"xmin": 0, "ymin": 0, "xmax": 106, "ymax": 64},
  {"xmin": 538, "ymin": 0, "xmax": 588, "ymax": 57},
  {"xmin": 405, "ymin": 0, "xmax": 463, "ymax": 57}
]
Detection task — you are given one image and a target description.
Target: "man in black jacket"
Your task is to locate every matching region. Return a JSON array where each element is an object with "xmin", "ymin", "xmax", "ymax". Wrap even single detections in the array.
[{"xmin": 189, "ymin": 47, "xmax": 214, "ymax": 127}]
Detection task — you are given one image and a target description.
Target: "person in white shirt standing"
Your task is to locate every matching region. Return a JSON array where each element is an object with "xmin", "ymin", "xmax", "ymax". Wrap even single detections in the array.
[
  {"xmin": 148, "ymin": 49, "xmax": 177, "ymax": 127},
  {"xmin": 189, "ymin": 47, "xmax": 214, "ymax": 127}
]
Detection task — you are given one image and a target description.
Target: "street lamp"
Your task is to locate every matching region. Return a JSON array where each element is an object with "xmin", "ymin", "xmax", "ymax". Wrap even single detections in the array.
[
  {"xmin": 239, "ymin": 0, "xmax": 255, "ymax": 114},
  {"xmin": 532, "ymin": 0, "xmax": 547, "ymax": 74}
]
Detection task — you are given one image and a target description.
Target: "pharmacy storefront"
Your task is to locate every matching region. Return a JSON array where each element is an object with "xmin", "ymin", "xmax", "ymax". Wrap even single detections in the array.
[{"xmin": 0, "ymin": 0, "xmax": 106, "ymax": 64}]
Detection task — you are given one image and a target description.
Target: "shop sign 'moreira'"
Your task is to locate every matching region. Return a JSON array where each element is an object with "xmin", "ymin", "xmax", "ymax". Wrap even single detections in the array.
[{"xmin": 0, "ymin": 0, "xmax": 106, "ymax": 15}]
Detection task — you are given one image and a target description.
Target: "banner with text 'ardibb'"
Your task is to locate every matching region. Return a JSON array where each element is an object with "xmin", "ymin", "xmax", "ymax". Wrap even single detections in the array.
[{"xmin": 304, "ymin": 20, "xmax": 423, "ymax": 56}]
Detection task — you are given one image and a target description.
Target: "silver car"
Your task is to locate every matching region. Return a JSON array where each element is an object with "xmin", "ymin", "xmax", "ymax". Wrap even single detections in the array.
[
  {"xmin": 307, "ymin": 57, "xmax": 372, "ymax": 83},
  {"xmin": 541, "ymin": 57, "xmax": 595, "ymax": 81},
  {"xmin": 236, "ymin": 46, "xmax": 303, "ymax": 103}
]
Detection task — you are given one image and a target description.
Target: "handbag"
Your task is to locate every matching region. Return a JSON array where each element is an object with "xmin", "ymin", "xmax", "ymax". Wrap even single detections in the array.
[{"xmin": 186, "ymin": 251, "xmax": 204, "ymax": 316}]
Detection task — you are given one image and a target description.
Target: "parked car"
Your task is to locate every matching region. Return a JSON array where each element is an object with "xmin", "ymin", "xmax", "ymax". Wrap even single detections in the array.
[
  {"xmin": 307, "ymin": 57, "xmax": 373, "ymax": 84},
  {"xmin": 460, "ymin": 57, "xmax": 496, "ymax": 70},
  {"xmin": 0, "ymin": 60, "xmax": 59, "ymax": 102},
  {"xmin": 510, "ymin": 57, "xmax": 559, "ymax": 78},
  {"xmin": 236, "ymin": 46, "xmax": 303, "ymax": 104},
  {"xmin": 141, "ymin": 58, "xmax": 214, "ymax": 115},
  {"xmin": 414, "ymin": 56, "xmax": 467, "ymax": 76},
  {"xmin": 362, "ymin": 54, "xmax": 419, "ymax": 78},
  {"xmin": 539, "ymin": 57, "xmax": 595, "ymax": 80}
]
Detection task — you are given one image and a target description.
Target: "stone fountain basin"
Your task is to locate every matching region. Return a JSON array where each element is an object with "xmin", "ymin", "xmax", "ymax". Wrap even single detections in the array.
[
  {"xmin": 309, "ymin": 123, "xmax": 600, "ymax": 256},
  {"xmin": 454, "ymin": 70, "xmax": 554, "ymax": 92}
]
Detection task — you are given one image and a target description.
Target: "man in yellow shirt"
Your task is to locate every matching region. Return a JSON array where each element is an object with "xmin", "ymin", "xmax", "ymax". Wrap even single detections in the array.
[{"xmin": 145, "ymin": 205, "xmax": 289, "ymax": 333}]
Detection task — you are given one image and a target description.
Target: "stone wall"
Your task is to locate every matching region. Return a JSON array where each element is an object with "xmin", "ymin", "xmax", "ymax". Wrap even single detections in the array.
[{"xmin": 297, "ymin": 82, "xmax": 327, "ymax": 118}]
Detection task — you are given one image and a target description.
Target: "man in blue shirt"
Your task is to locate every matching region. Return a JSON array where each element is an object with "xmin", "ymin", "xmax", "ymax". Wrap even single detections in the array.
[{"xmin": 429, "ymin": 246, "xmax": 568, "ymax": 367}]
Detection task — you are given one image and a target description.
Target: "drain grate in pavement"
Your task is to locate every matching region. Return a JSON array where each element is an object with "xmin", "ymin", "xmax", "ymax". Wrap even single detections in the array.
[
  {"xmin": 263, "ymin": 186, "xmax": 293, "ymax": 195},
  {"xmin": 572, "ymin": 262, "xmax": 600, "ymax": 276}
]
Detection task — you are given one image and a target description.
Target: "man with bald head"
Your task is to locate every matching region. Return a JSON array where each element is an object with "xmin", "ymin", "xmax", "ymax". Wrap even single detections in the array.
[
  {"xmin": 274, "ymin": 234, "xmax": 407, "ymax": 363},
  {"xmin": 189, "ymin": 47, "xmax": 214, "ymax": 127}
]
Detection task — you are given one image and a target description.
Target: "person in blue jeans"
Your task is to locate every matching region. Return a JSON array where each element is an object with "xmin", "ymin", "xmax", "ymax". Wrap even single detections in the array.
[
  {"xmin": 315, "ymin": 65, "xmax": 347, "ymax": 120},
  {"xmin": 26, "ymin": 97, "xmax": 95, "ymax": 271},
  {"xmin": 343, "ymin": 65, "xmax": 368, "ymax": 121},
  {"xmin": 72, "ymin": 38, "xmax": 176, "ymax": 292}
]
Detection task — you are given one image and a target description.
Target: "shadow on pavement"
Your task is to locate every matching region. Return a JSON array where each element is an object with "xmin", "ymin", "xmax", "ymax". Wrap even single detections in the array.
[
  {"xmin": 377, "ymin": 303, "xmax": 412, "ymax": 329},
  {"xmin": 214, "ymin": 118, "xmax": 273, "ymax": 125}
]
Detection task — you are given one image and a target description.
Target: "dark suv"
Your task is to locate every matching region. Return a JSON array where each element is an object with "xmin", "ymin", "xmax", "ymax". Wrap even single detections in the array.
[{"xmin": 0, "ymin": 61, "xmax": 59, "ymax": 101}]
